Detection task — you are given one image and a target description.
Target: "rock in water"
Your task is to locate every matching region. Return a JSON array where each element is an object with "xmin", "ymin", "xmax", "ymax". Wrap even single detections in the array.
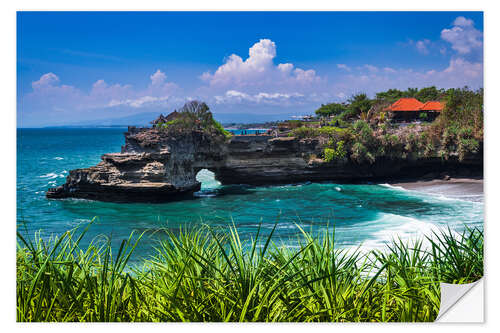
[{"xmin": 46, "ymin": 126, "xmax": 227, "ymax": 202}]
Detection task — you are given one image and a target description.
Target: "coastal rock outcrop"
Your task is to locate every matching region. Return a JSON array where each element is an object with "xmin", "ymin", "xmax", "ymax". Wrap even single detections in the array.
[
  {"xmin": 46, "ymin": 125, "xmax": 482, "ymax": 202},
  {"xmin": 46, "ymin": 127, "xmax": 227, "ymax": 202}
]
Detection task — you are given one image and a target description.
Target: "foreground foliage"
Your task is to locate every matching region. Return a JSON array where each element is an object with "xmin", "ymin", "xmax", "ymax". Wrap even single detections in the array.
[{"xmin": 17, "ymin": 222, "xmax": 483, "ymax": 322}]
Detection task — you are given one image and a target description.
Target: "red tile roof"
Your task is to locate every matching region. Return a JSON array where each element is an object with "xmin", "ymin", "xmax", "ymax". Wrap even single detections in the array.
[
  {"xmin": 419, "ymin": 101, "xmax": 444, "ymax": 112},
  {"xmin": 384, "ymin": 98, "xmax": 424, "ymax": 112}
]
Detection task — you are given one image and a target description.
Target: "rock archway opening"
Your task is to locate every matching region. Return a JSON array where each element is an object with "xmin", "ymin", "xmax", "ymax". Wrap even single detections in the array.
[{"xmin": 195, "ymin": 169, "xmax": 221, "ymax": 191}]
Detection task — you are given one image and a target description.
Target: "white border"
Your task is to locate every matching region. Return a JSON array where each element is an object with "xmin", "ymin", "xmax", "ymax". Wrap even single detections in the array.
[
  {"xmin": 437, "ymin": 279, "xmax": 484, "ymax": 322},
  {"xmin": 3, "ymin": 1, "xmax": 499, "ymax": 332}
]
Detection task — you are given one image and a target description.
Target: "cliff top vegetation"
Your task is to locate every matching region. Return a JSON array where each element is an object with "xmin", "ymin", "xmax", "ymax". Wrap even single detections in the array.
[
  {"xmin": 289, "ymin": 86, "xmax": 483, "ymax": 164},
  {"xmin": 154, "ymin": 101, "xmax": 232, "ymax": 139}
]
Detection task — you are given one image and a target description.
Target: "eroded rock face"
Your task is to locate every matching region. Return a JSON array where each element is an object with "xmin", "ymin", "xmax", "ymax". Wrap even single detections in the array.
[
  {"xmin": 47, "ymin": 126, "xmax": 483, "ymax": 202},
  {"xmin": 217, "ymin": 135, "xmax": 482, "ymax": 185},
  {"xmin": 46, "ymin": 127, "xmax": 227, "ymax": 202}
]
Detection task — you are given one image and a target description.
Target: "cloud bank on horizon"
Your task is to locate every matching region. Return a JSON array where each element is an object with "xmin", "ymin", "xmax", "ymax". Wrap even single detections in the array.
[{"xmin": 18, "ymin": 14, "xmax": 483, "ymax": 127}]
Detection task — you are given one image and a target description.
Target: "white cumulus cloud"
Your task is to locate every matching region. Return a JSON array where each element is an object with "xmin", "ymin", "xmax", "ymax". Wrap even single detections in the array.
[
  {"xmin": 363, "ymin": 64, "xmax": 379, "ymax": 73},
  {"xmin": 26, "ymin": 70, "xmax": 180, "ymax": 112},
  {"xmin": 337, "ymin": 64, "xmax": 351, "ymax": 71},
  {"xmin": 441, "ymin": 16, "xmax": 482, "ymax": 55},
  {"xmin": 415, "ymin": 39, "xmax": 431, "ymax": 54},
  {"xmin": 108, "ymin": 96, "xmax": 173, "ymax": 108},
  {"xmin": 201, "ymin": 39, "xmax": 322, "ymax": 89},
  {"xmin": 150, "ymin": 69, "xmax": 167, "ymax": 86},
  {"xmin": 215, "ymin": 90, "xmax": 305, "ymax": 105},
  {"xmin": 32, "ymin": 72, "xmax": 60, "ymax": 90}
]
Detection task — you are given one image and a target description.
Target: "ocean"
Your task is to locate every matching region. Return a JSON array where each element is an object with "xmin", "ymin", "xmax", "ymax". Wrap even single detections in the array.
[
  {"xmin": 225, "ymin": 128, "xmax": 270, "ymax": 135},
  {"xmin": 17, "ymin": 128, "xmax": 483, "ymax": 262}
]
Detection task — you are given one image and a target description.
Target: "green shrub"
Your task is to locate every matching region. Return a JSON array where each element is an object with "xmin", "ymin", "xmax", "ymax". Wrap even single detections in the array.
[
  {"xmin": 419, "ymin": 112, "xmax": 428, "ymax": 120},
  {"xmin": 288, "ymin": 127, "xmax": 320, "ymax": 139},
  {"xmin": 289, "ymin": 126, "xmax": 351, "ymax": 141},
  {"xmin": 351, "ymin": 142, "xmax": 375, "ymax": 164},
  {"xmin": 458, "ymin": 138, "xmax": 480, "ymax": 161},
  {"xmin": 329, "ymin": 116, "xmax": 350, "ymax": 128},
  {"xmin": 353, "ymin": 120, "xmax": 375, "ymax": 147},
  {"xmin": 323, "ymin": 140, "xmax": 347, "ymax": 162},
  {"xmin": 319, "ymin": 126, "xmax": 351, "ymax": 141},
  {"xmin": 458, "ymin": 127, "xmax": 474, "ymax": 139},
  {"xmin": 323, "ymin": 148, "xmax": 335, "ymax": 162},
  {"xmin": 424, "ymin": 142, "xmax": 435, "ymax": 157},
  {"xmin": 378, "ymin": 122, "xmax": 388, "ymax": 133},
  {"xmin": 213, "ymin": 119, "xmax": 232, "ymax": 139}
]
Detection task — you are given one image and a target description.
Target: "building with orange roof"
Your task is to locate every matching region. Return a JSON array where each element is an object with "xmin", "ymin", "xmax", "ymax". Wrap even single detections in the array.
[
  {"xmin": 384, "ymin": 98, "xmax": 443, "ymax": 122},
  {"xmin": 384, "ymin": 98, "xmax": 424, "ymax": 112},
  {"xmin": 419, "ymin": 101, "xmax": 444, "ymax": 112}
]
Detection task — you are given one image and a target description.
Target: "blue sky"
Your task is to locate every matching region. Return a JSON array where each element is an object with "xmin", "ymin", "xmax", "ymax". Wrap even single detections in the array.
[{"xmin": 17, "ymin": 11, "xmax": 483, "ymax": 127}]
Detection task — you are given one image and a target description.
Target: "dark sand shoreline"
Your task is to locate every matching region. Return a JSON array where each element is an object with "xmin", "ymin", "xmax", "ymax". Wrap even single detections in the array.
[{"xmin": 390, "ymin": 177, "xmax": 483, "ymax": 197}]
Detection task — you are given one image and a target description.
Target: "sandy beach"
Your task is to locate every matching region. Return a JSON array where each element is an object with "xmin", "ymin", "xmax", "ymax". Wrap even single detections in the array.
[{"xmin": 391, "ymin": 177, "xmax": 483, "ymax": 198}]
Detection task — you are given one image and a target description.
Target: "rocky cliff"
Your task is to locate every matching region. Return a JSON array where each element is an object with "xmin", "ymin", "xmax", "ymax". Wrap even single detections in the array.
[
  {"xmin": 46, "ymin": 127, "xmax": 226, "ymax": 202},
  {"xmin": 46, "ymin": 125, "xmax": 482, "ymax": 203}
]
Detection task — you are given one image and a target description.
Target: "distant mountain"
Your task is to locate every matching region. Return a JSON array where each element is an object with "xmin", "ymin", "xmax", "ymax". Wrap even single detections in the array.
[
  {"xmin": 61, "ymin": 112, "xmax": 162, "ymax": 127},
  {"xmin": 213, "ymin": 112, "xmax": 292, "ymax": 124},
  {"xmin": 48, "ymin": 111, "xmax": 304, "ymax": 128}
]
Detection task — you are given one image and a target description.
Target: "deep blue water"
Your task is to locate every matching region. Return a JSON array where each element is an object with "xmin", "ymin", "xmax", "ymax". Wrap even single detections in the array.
[{"xmin": 17, "ymin": 128, "xmax": 483, "ymax": 261}]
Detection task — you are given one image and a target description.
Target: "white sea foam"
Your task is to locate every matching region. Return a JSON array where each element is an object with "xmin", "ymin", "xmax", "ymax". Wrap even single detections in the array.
[
  {"xmin": 356, "ymin": 212, "xmax": 453, "ymax": 251},
  {"xmin": 54, "ymin": 157, "xmax": 64, "ymax": 160},
  {"xmin": 194, "ymin": 192, "xmax": 217, "ymax": 198},
  {"xmin": 40, "ymin": 173, "xmax": 58, "ymax": 179},
  {"xmin": 66, "ymin": 218, "xmax": 92, "ymax": 227},
  {"xmin": 276, "ymin": 223, "xmax": 298, "ymax": 230},
  {"xmin": 40, "ymin": 171, "xmax": 67, "ymax": 180},
  {"xmin": 415, "ymin": 192, "xmax": 484, "ymax": 207},
  {"xmin": 379, "ymin": 183, "xmax": 406, "ymax": 191},
  {"xmin": 195, "ymin": 169, "xmax": 221, "ymax": 189}
]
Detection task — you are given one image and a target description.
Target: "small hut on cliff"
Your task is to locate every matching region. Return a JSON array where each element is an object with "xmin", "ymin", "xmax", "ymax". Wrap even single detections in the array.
[
  {"xmin": 151, "ymin": 111, "xmax": 181, "ymax": 128},
  {"xmin": 165, "ymin": 110, "xmax": 180, "ymax": 122},
  {"xmin": 150, "ymin": 114, "xmax": 166, "ymax": 127}
]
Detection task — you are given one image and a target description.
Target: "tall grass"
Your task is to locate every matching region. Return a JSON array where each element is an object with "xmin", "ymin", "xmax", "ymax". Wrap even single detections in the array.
[{"xmin": 16, "ymin": 222, "xmax": 483, "ymax": 322}]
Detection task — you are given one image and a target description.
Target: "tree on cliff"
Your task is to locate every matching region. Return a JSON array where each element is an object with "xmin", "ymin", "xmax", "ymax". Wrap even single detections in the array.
[
  {"xmin": 415, "ymin": 86, "xmax": 446, "ymax": 102},
  {"xmin": 158, "ymin": 101, "xmax": 231, "ymax": 139},
  {"xmin": 375, "ymin": 87, "xmax": 446, "ymax": 104},
  {"xmin": 179, "ymin": 100, "xmax": 210, "ymax": 118},
  {"xmin": 344, "ymin": 93, "xmax": 373, "ymax": 119},
  {"xmin": 315, "ymin": 103, "xmax": 347, "ymax": 118}
]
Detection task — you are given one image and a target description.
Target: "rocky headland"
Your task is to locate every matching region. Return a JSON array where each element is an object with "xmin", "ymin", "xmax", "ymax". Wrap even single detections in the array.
[
  {"xmin": 46, "ymin": 128, "xmax": 482, "ymax": 203},
  {"xmin": 46, "ymin": 102, "xmax": 483, "ymax": 203}
]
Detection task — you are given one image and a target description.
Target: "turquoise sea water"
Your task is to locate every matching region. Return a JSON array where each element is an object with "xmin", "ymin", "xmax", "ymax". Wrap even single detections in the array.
[
  {"xmin": 226, "ymin": 128, "xmax": 269, "ymax": 135},
  {"xmin": 17, "ymin": 128, "xmax": 483, "ymax": 261}
]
